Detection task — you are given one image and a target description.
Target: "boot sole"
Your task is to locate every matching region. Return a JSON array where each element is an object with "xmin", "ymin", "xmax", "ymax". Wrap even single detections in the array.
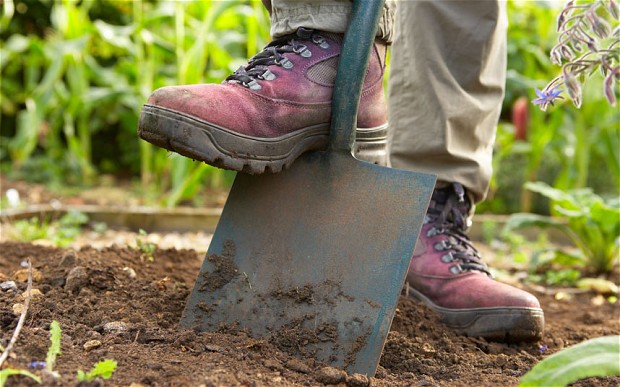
[
  {"xmin": 139, "ymin": 105, "xmax": 336, "ymax": 174},
  {"xmin": 406, "ymin": 285, "xmax": 544, "ymax": 342}
]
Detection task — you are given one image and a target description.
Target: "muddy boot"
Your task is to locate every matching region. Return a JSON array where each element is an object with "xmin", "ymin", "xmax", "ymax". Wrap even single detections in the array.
[
  {"xmin": 138, "ymin": 28, "xmax": 388, "ymax": 174},
  {"xmin": 406, "ymin": 183, "xmax": 544, "ymax": 342}
]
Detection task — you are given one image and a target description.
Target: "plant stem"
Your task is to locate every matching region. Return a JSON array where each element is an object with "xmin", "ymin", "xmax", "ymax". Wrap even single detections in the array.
[{"xmin": 0, "ymin": 259, "xmax": 33, "ymax": 368}]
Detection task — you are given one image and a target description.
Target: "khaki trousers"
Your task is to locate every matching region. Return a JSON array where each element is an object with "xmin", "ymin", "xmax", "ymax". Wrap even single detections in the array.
[{"xmin": 264, "ymin": 1, "xmax": 507, "ymax": 203}]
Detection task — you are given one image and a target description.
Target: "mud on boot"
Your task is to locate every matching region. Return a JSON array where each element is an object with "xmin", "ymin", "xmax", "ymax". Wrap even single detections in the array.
[
  {"xmin": 138, "ymin": 28, "xmax": 388, "ymax": 174},
  {"xmin": 405, "ymin": 183, "xmax": 544, "ymax": 342}
]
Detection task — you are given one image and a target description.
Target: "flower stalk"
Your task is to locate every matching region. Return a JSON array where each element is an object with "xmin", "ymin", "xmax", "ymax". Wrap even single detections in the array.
[{"xmin": 534, "ymin": 0, "xmax": 619, "ymax": 110}]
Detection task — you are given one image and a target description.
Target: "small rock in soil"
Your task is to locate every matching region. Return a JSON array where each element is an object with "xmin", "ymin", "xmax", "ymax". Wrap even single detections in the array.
[
  {"xmin": 12, "ymin": 303, "xmax": 25, "ymax": 315},
  {"xmin": 64, "ymin": 266, "xmax": 89, "ymax": 293},
  {"xmin": 123, "ymin": 267, "xmax": 137, "ymax": 279},
  {"xmin": 22, "ymin": 288, "xmax": 43, "ymax": 298},
  {"xmin": 103, "ymin": 321, "xmax": 129, "ymax": 334},
  {"xmin": 0, "ymin": 280, "xmax": 17, "ymax": 291},
  {"xmin": 315, "ymin": 366, "xmax": 347, "ymax": 385},
  {"xmin": 285, "ymin": 358, "xmax": 311, "ymax": 374},
  {"xmin": 13, "ymin": 268, "xmax": 44, "ymax": 282},
  {"xmin": 83, "ymin": 339, "xmax": 102, "ymax": 351},
  {"xmin": 346, "ymin": 373, "xmax": 369, "ymax": 387}
]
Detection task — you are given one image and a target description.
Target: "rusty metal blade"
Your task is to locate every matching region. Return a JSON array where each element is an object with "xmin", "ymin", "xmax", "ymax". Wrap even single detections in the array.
[{"xmin": 181, "ymin": 151, "xmax": 435, "ymax": 375}]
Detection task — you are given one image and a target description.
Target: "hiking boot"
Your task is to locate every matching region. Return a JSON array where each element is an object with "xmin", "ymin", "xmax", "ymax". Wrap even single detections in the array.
[
  {"xmin": 406, "ymin": 183, "xmax": 544, "ymax": 342},
  {"xmin": 138, "ymin": 28, "xmax": 388, "ymax": 174}
]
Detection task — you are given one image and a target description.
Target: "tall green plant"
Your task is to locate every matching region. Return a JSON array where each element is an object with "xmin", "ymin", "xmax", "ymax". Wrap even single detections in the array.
[{"xmin": 1, "ymin": 0, "xmax": 270, "ymax": 205}]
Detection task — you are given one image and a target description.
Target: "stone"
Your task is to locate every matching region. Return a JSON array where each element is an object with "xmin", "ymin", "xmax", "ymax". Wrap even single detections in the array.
[
  {"xmin": 22, "ymin": 288, "xmax": 43, "ymax": 298},
  {"xmin": 13, "ymin": 268, "xmax": 43, "ymax": 283},
  {"xmin": 103, "ymin": 321, "xmax": 129, "ymax": 334},
  {"xmin": 0, "ymin": 280, "xmax": 17, "ymax": 291},
  {"xmin": 12, "ymin": 303, "xmax": 25, "ymax": 315},
  {"xmin": 83, "ymin": 339, "xmax": 102, "ymax": 351}
]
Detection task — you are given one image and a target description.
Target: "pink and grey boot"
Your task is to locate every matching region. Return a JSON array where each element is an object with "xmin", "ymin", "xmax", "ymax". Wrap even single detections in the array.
[
  {"xmin": 138, "ymin": 28, "xmax": 388, "ymax": 174},
  {"xmin": 406, "ymin": 183, "xmax": 544, "ymax": 342}
]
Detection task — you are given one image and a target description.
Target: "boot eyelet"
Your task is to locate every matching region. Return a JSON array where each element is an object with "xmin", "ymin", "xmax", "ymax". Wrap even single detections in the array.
[
  {"xmin": 295, "ymin": 45, "xmax": 312, "ymax": 58},
  {"xmin": 277, "ymin": 57, "xmax": 294, "ymax": 69},
  {"xmin": 449, "ymin": 264, "xmax": 463, "ymax": 274},
  {"xmin": 433, "ymin": 241, "xmax": 449, "ymax": 251},
  {"xmin": 312, "ymin": 35, "xmax": 330, "ymax": 49},
  {"xmin": 259, "ymin": 69, "xmax": 276, "ymax": 81},
  {"xmin": 244, "ymin": 80, "xmax": 262, "ymax": 91},
  {"xmin": 440, "ymin": 253, "xmax": 454, "ymax": 263}
]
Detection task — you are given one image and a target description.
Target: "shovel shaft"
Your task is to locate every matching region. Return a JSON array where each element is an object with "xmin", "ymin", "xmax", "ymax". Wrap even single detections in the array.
[{"xmin": 330, "ymin": 0, "xmax": 385, "ymax": 152}]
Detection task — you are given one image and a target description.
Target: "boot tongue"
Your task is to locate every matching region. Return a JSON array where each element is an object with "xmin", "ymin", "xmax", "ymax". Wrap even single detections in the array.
[{"xmin": 427, "ymin": 183, "xmax": 470, "ymax": 230}]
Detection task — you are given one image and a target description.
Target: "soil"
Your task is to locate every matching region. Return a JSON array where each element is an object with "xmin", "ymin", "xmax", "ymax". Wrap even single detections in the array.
[{"xmin": 1, "ymin": 241, "xmax": 619, "ymax": 386}]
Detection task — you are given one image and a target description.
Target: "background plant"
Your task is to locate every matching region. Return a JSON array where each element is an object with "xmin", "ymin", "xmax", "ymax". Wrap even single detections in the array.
[
  {"xmin": 506, "ymin": 181, "xmax": 620, "ymax": 274},
  {"xmin": 1, "ymin": 0, "xmax": 269, "ymax": 206},
  {"xmin": 533, "ymin": 0, "xmax": 619, "ymax": 110},
  {"xmin": 519, "ymin": 335, "xmax": 620, "ymax": 386},
  {"xmin": 76, "ymin": 359, "xmax": 117, "ymax": 383},
  {"xmin": 480, "ymin": 1, "xmax": 619, "ymax": 215},
  {"xmin": 2, "ymin": 1, "xmax": 618, "ymax": 210}
]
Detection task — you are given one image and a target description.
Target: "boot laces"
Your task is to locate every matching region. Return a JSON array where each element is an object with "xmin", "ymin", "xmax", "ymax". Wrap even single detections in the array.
[
  {"xmin": 426, "ymin": 183, "xmax": 492, "ymax": 277},
  {"xmin": 225, "ymin": 28, "xmax": 328, "ymax": 90}
]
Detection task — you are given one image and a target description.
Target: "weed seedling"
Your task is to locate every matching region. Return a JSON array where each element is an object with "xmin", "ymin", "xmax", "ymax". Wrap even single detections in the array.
[
  {"xmin": 45, "ymin": 320, "xmax": 62, "ymax": 378},
  {"xmin": 76, "ymin": 359, "xmax": 118, "ymax": 382},
  {"xmin": 135, "ymin": 229, "xmax": 156, "ymax": 262}
]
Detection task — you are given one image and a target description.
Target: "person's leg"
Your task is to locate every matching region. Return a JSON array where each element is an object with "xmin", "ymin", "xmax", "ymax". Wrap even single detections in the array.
[
  {"xmin": 138, "ymin": 1, "xmax": 394, "ymax": 174},
  {"xmin": 389, "ymin": 0, "xmax": 544, "ymax": 341},
  {"xmin": 265, "ymin": 0, "xmax": 395, "ymax": 43}
]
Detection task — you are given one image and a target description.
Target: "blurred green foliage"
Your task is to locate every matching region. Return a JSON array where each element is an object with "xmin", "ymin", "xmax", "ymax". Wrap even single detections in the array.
[
  {"xmin": 483, "ymin": 1, "xmax": 619, "ymax": 215},
  {"xmin": 1, "ymin": 0, "xmax": 269, "ymax": 206},
  {"xmin": 1, "ymin": 0, "xmax": 618, "ymax": 211}
]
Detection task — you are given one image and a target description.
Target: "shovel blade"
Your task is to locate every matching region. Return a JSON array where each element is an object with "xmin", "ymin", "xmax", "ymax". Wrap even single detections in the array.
[{"xmin": 181, "ymin": 151, "xmax": 435, "ymax": 375}]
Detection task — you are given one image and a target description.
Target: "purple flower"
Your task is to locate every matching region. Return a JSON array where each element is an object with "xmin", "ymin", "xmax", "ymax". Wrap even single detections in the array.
[
  {"xmin": 538, "ymin": 345, "xmax": 549, "ymax": 352},
  {"xmin": 532, "ymin": 87, "xmax": 564, "ymax": 108},
  {"xmin": 28, "ymin": 361, "xmax": 47, "ymax": 369}
]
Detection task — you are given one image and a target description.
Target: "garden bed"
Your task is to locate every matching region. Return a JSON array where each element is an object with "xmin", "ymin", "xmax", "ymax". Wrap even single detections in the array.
[{"xmin": 1, "ymin": 241, "xmax": 618, "ymax": 386}]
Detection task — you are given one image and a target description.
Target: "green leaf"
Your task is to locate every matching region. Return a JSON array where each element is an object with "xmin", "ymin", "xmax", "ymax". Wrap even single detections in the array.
[
  {"xmin": 77, "ymin": 359, "xmax": 117, "ymax": 382},
  {"xmin": 90, "ymin": 359, "xmax": 117, "ymax": 379},
  {"xmin": 0, "ymin": 368, "xmax": 42, "ymax": 386},
  {"xmin": 45, "ymin": 320, "xmax": 62, "ymax": 372},
  {"xmin": 520, "ymin": 336, "xmax": 620, "ymax": 386},
  {"xmin": 505, "ymin": 213, "xmax": 565, "ymax": 231}
]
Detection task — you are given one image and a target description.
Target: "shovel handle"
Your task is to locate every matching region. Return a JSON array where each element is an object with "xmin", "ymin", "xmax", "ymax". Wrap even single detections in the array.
[{"xmin": 330, "ymin": 0, "xmax": 385, "ymax": 152}]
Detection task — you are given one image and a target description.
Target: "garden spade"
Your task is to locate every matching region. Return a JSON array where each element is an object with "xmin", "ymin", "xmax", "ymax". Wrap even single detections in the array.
[{"xmin": 181, "ymin": 0, "xmax": 436, "ymax": 376}]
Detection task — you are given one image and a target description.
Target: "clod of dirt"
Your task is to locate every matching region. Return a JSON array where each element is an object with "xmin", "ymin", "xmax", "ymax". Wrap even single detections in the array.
[
  {"xmin": 346, "ymin": 373, "xmax": 370, "ymax": 387},
  {"xmin": 64, "ymin": 266, "xmax": 88, "ymax": 293},
  {"xmin": 199, "ymin": 240, "xmax": 239, "ymax": 292},
  {"xmin": 263, "ymin": 359, "xmax": 282, "ymax": 371},
  {"xmin": 58, "ymin": 250, "xmax": 78, "ymax": 267},
  {"xmin": 315, "ymin": 366, "xmax": 347, "ymax": 385},
  {"xmin": 286, "ymin": 358, "xmax": 312, "ymax": 374}
]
